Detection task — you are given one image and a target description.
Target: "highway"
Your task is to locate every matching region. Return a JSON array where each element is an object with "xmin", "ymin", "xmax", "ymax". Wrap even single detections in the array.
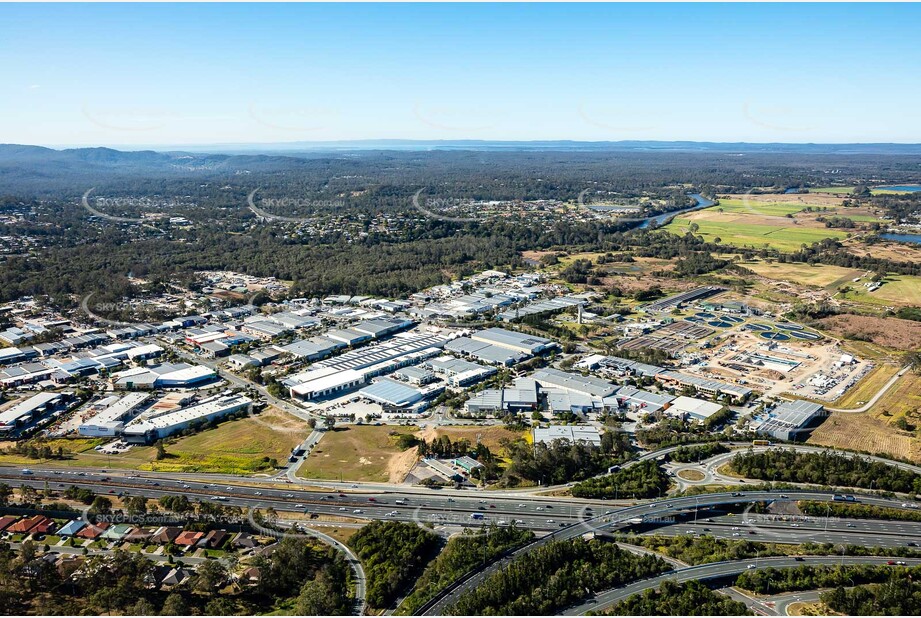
[
  {"xmin": 419, "ymin": 489, "xmax": 921, "ymax": 614},
  {"xmin": 563, "ymin": 555, "xmax": 921, "ymax": 615}
]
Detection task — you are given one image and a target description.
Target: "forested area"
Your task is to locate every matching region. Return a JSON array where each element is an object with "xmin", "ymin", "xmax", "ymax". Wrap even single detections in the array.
[
  {"xmin": 348, "ymin": 521, "xmax": 440, "ymax": 609},
  {"xmin": 619, "ymin": 533, "xmax": 921, "ymax": 565},
  {"xmin": 728, "ymin": 449, "xmax": 921, "ymax": 493},
  {"xmin": 0, "ymin": 538, "xmax": 352, "ymax": 615},
  {"xmin": 821, "ymin": 575, "xmax": 921, "ymax": 615},
  {"xmin": 498, "ymin": 432, "xmax": 633, "ymax": 487},
  {"xmin": 668, "ymin": 442, "xmax": 729, "ymax": 463},
  {"xmin": 602, "ymin": 580, "xmax": 750, "ymax": 616},
  {"xmin": 799, "ymin": 500, "xmax": 921, "ymax": 522},
  {"xmin": 635, "ymin": 418, "xmax": 726, "ymax": 449},
  {"xmin": 446, "ymin": 538, "xmax": 668, "ymax": 615},
  {"xmin": 397, "ymin": 525, "xmax": 533, "ymax": 615},
  {"xmin": 571, "ymin": 459, "xmax": 670, "ymax": 499},
  {"xmin": 735, "ymin": 563, "xmax": 919, "ymax": 595}
]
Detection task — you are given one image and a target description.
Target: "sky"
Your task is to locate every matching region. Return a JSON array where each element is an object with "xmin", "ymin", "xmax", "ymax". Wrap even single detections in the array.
[{"xmin": 1, "ymin": 2, "xmax": 920, "ymax": 147}]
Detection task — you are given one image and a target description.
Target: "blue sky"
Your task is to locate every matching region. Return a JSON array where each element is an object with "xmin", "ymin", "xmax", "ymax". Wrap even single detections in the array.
[{"xmin": 1, "ymin": 3, "xmax": 920, "ymax": 146}]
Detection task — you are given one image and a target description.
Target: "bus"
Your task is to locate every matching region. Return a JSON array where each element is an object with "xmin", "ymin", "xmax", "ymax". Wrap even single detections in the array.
[
  {"xmin": 752, "ymin": 439, "xmax": 771, "ymax": 446},
  {"xmin": 833, "ymin": 494, "xmax": 857, "ymax": 502}
]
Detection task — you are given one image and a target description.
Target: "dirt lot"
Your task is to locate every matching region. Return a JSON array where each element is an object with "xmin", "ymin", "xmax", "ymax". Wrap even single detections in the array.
[
  {"xmin": 844, "ymin": 239, "xmax": 921, "ymax": 264},
  {"xmin": 418, "ymin": 425, "xmax": 526, "ymax": 455},
  {"xmin": 817, "ymin": 314, "xmax": 921, "ymax": 351},
  {"xmin": 808, "ymin": 411, "xmax": 920, "ymax": 462},
  {"xmin": 298, "ymin": 425, "xmax": 420, "ymax": 483}
]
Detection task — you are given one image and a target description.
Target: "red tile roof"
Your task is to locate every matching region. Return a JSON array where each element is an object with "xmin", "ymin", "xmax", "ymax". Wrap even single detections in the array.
[
  {"xmin": 174, "ymin": 531, "xmax": 204, "ymax": 546},
  {"xmin": 76, "ymin": 522, "xmax": 110, "ymax": 539}
]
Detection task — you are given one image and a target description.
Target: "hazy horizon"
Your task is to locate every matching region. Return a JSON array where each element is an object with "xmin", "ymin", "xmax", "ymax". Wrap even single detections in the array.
[{"xmin": 3, "ymin": 3, "xmax": 920, "ymax": 146}]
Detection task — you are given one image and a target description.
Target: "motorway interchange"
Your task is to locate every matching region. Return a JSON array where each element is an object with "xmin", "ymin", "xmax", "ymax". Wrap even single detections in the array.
[{"xmin": 5, "ymin": 443, "xmax": 921, "ymax": 616}]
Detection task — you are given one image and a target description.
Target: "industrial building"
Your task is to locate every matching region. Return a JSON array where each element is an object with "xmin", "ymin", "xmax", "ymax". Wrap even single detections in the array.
[
  {"xmin": 610, "ymin": 386, "xmax": 675, "ymax": 415},
  {"xmin": 464, "ymin": 378, "xmax": 539, "ymax": 415},
  {"xmin": 358, "ymin": 377, "xmax": 428, "ymax": 409},
  {"xmin": 656, "ymin": 370, "xmax": 752, "ymax": 402},
  {"xmin": 78, "ymin": 392, "xmax": 150, "ymax": 437},
  {"xmin": 425, "ymin": 356, "xmax": 497, "ymax": 387},
  {"xmin": 289, "ymin": 367, "xmax": 366, "ymax": 401},
  {"xmin": 533, "ymin": 425, "xmax": 602, "ymax": 447},
  {"xmin": 667, "ymin": 396, "xmax": 725, "ymax": 422},
  {"xmin": 122, "ymin": 393, "xmax": 252, "ymax": 443},
  {"xmin": 752, "ymin": 400, "xmax": 826, "ymax": 442},
  {"xmin": 0, "ymin": 391, "xmax": 70, "ymax": 435},
  {"xmin": 274, "ymin": 337, "xmax": 344, "ymax": 361},
  {"xmin": 112, "ymin": 363, "xmax": 217, "ymax": 390},
  {"xmin": 530, "ymin": 368, "xmax": 618, "ymax": 398}
]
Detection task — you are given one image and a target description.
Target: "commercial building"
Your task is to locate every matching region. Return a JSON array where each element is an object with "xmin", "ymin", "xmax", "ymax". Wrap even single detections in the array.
[
  {"xmin": 667, "ymin": 396, "xmax": 725, "ymax": 422},
  {"xmin": 656, "ymin": 370, "xmax": 752, "ymax": 402},
  {"xmin": 610, "ymin": 386, "xmax": 674, "ymax": 415},
  {"xmin": 533, "ymin": 426, "xmax": 602, "ymax": 447},
  {"xmin": 0, "ymin": 392, "xmax": 69, "ymax": 435},
  {"xmin": 358, "ymin": 378, "xmax": 426, "ymax": 409},
  {"xmin": 425, "ymin": 356, "xmax": 496, "ymax": 387},
  {"xmin": 122, "ymin": 393, "xmax": 252, "ymax": 443},
  {"xmin": 470, "ymin": 327, "xmax": 555, "ymax": 355},
  {"xmin": 530, "ymin": 368, "xmax": 618, "ymax": 398},
  {"xmin": 112, "ymin": 363, "xmax": 217, "ymax": 390},
  {"xmin": 752, "ymin": 400, "xmax": 826, "ymax": 442},
  {"xmin": 464, "ymin": 379, "xmax": 539, "ymax": 415},
  {"xmin": 274, "ymin": 337, "xmax": 344, "ymax": 361},
  {"xmin": 289, "ymin": 367, "xmax": 366, "ymax": 401},
  {"xmin": 78, "ymin": 392, "xmax": 150, "ymax": 437}
]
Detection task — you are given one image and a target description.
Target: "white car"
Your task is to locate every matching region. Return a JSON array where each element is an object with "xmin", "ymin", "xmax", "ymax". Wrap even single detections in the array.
[
  {"xmin": 353, "ymin": 509, "xmax": 363, "ymax": 514},
  {"xmin": 339, "ymin": 507, "xmax": 347, "ymax": 512},
  {"xmin": 747, "ymin": 564, "xmax": 756, "ymax": 569},
  {"xmin": 295, "ymin": 504, "xmax": 304, "ymax": 508},
  {"xmin": 546, "ymin": 519, "xmax": 555, "ymax": 524}
]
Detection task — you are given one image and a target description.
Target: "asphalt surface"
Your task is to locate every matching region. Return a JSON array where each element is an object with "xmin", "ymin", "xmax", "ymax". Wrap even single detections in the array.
[{"xmin": 564, "ymin": 555, "xmax": 921, "ymax": 615}]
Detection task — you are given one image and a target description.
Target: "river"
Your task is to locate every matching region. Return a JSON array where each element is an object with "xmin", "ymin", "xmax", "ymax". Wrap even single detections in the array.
[{"xmin": 637, "ymin": 193, "xmax": 715, "ymax": 229}]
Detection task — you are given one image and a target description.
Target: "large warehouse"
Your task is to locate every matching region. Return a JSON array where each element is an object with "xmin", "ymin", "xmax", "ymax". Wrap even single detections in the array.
[
  {"xmin": 752, "ymin": 400, "xmax": 826, "ymax": 442},
  {"xmin": 122, "ymin": 393, "xmax": 252, "ymax": 442}
]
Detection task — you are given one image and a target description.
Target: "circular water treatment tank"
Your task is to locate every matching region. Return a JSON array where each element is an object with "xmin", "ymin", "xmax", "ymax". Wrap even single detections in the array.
[
  {"xmin": 696, "ymin": 312, "xmax": 716, "ymax": 319},
  {"xmin": 776, "ymin": 322, "xmax": 804, "ymax": 331},
  {"xmin": 760, "ymin": 331, "xmax": 790, "ymax": 341},
  {"xmin": 708, "ymin": 320, "xmax": 733, "ymax": 328},
  {"xmin": 746, "ymin": 324, "xmax": 773, "ymax": 332},
  {"xmin": 685, "ymin": 317, "xmax": 703, "ymax": 323},
  {"xmin": 790, "ymin": 331, "xmax": 821, "ymax": 340}
]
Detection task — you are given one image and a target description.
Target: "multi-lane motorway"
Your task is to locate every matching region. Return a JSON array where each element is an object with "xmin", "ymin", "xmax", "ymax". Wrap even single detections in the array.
[{"xmin": 564, "ymin": 555, "xmax": 921, "ymax": 615}]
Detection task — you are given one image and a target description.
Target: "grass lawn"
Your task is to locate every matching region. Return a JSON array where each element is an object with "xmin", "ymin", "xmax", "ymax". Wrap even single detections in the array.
[
  {"xmin": 841, "ymin": 274, "xmax": 921, "ymax": 306},
  {"xmin": 664, "ymin": 217, "xmax": 850, "ymax": 252},
  {"xmin": 742, "ymin": 260, "xmax": 863, "ymax": 288},
  {"xmin": 139, "ymin": 408, "xmax": 310, "ymax": 474},
  {"xmin": 14, "ymin": 407, "xmax": 312, "ymax": 474},
  {"xmin": 297, "ymin": 425, "xmax": 420, "ymax": 483},
  {"xmin": 808, "ymin": 187, "xmax": 855, "ymax": 194},
  {"xmin": 712, "ymin": 199, "xmax": 805, "ymax": 217}
]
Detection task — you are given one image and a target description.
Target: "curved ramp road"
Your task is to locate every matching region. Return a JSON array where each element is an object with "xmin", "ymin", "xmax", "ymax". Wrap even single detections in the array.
[
  {"xmin": 419, "ymin": 490, "xmax": 918, "ymax": 615},
  {"xmin": 563, "ymin": 555, "xmax": 921, "ymax": 615}
]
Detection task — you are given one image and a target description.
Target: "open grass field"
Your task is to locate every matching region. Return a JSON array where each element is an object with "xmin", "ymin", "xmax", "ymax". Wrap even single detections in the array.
[
  {"xmin": 818, "ymin": 315, "xmax": 921, "ymax": 352},
  {"xmin": 809, "ymin": 371, "xmax": 921, "ymax": 462},
  {"xmin": 807, "ymin": 187, "xmax": 854, "ymax": 194},
  {"xmin": 827, "ymin": 364, "xmax": 901, "ymax": 409},
  {"xmin": 840, "ymin": 274, "xmax": 921, "ymax": 306},
  {"xmin": 297, "ymin": 424, "xmax": 420, "ymax": 483},
  {"xmin": 741, "ymin": 260, "xmax": 863, "ymax": 288},
  {"xmin": 0, "ymin": 407, "xmax": 312, "ymax": 474},
  {"xmin": 138, "ymin": 407, "xmax": 311, "ymax": 474},
  {"xmin": 664, "ymin": 216, "xmax": 850, "ymax": 252},
  {"xmin": 808, "ymin": 411, "xmax": 919, "ymax": 462},
  {"xmin": 713, "ymin": 198, "xmax": 806, "ymax": 217}
]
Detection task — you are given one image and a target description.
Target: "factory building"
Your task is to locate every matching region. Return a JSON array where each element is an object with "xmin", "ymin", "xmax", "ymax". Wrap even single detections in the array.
[
  {"xmin": 424, "ymin": 356, "xmax": 497, "ymax": 387},
  {"xmin": 0, "ymin": 392, "xmax": 70, "ymax": 435},
  {"xmin": 533, "ymin": 426, "xmax": 602, "ymax": 447},
  {"xmin": 112, "ymin": 363, "xmax": 217, "ymax": 390},
  {"xmin": 78, "ymin": 392, "xmax": 150, "ymax": 437},
  {"xmin": 752, "ymin": 400, "xmax": 826, "ymax": 442},
  {"xmin": 667, "ymin": 396, "xmax": 725, "ymax": 422},
  {"xmin": 122, "ymin": 394, "xmax": 252, "ymax": 443}
]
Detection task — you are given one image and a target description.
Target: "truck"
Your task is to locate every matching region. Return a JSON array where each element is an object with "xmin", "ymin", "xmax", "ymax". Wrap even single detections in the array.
[
  {"xmin": 833, "ymin": 494, "xmax": 857, "ymax": 502},
  {"xmin": 470, "ymin": 512, "xmax": 485, "ymax": 520}
]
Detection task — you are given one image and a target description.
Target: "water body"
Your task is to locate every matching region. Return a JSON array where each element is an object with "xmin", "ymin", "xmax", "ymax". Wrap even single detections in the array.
[
  {"xmin": 638, "ymin": 193, "xmax": 716, "ymax": 229},
  {"xmin": 876, "ymin": 185, "xmax": 921, "ymax": 193},
  {"xmin": 881, "ymin": 233, "xmax": 921, "ymax": 245}
]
